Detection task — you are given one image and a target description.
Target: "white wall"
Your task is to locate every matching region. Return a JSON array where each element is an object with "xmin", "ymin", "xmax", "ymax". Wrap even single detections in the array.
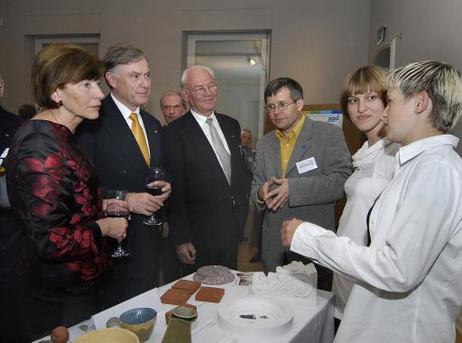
[
  {"xmin": 369, "ymin": 0, "xmax": 462, "ymax": 152},
  {"xmin": 0, "ymin": 0, "xmax": 369, "ymax": 126}
]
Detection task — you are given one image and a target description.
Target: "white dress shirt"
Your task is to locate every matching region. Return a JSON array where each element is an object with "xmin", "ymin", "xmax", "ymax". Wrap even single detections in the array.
[
  {"xmin": 190, "ymin": 109, "xmax": 231, "ymax": 170},
  {"xmin": 332, "ymin": 138, "xmax": 398, "ymax": 319},
  {"xmin": 111, "ymin": 93, "xmax": 151, "ymax": 155},
  {"xmin": 291, "ymin": 134, "xmax": 462, "ymax": 343}
]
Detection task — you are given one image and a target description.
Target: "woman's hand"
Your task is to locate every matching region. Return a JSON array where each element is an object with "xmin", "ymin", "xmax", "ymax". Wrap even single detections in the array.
[
  {"xmin": 281, "ymin": 218, "xmax": 304, "ymax": 247},
  {"xmin": 97, "ymin": 217, "xmax": 128, "ymax": 242}
]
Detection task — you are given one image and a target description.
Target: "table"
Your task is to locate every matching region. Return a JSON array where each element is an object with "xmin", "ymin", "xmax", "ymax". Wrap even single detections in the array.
[{"xmin": 36, "ymin": 272, "xmax": 334, "ymax": 343}]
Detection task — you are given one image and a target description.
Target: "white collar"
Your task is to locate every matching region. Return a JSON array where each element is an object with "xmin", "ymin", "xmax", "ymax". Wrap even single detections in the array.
[
  {"xmin": 190, "ymin": 109, "xmax": 216, "ymax": 125},
  {"xmin": 111, "ymin": 93, "xmax": 140, "ymax": 121},
  {"xmin": 398, "ymin": 134, "xmax": 458, "ymax": 165}
]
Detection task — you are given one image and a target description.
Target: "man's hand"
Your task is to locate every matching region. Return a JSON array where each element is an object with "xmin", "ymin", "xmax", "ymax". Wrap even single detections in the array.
[
  {"xmin": 264, "ymin": 177, "xmax": 289, "ymax": 211},
  {"xmin": 127, "ymin": 192, "xmax": 163, "ymax": 216},
  {"xmin": 126, "ymin": 181, "xmax": 171, "ymax": 215},
  {"xmin": 281, "ymin": 218, "xmax": 303, "ymax": 247},
  {"xmin": 176, "ymin": 242, "xmax": 196, "ymax": 264},
  {"xmin": 258, "ymin": 179, "xmax": 274, "ymax": 206},
  {"xmin": 146, "ymin": 180, "xmax": 172, "ymax": 202}
]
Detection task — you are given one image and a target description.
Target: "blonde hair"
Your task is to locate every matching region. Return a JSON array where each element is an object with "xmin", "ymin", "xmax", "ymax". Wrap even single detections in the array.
[
  {"xmin": 389, "ymin": 60, "xmax": 462, "ymax": 132},
  {"xmin": 340, "ymin": 65, "xmax": 387, "ymax": 118}
]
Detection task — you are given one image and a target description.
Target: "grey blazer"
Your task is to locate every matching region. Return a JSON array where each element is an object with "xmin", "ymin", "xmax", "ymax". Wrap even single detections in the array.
[{"xmin": 251, "ymin": 116, "xmax": 352, "ymax": 271}]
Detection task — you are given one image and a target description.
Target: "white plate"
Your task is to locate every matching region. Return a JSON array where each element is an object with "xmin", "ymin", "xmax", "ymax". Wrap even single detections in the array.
[{"xmin": 217, "ymin": 296, "xmax": 293, "ymax": 337}]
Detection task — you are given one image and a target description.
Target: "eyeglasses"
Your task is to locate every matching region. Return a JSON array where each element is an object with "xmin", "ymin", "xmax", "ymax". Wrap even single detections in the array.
[
  {"xmin": 162, "ymin": 104, "xmax": 182, "ymax": 110},
  {"xmin": 186, "ymin": 82, "xmax": 218, "ymax": 95},
  {"xmin": 265, "ymin": 101, "xmax": 296, "ymax": 113}
]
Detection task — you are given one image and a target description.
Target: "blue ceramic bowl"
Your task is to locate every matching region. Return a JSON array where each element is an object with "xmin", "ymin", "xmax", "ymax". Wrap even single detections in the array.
[
  {"xmin": 119, "ymin": 307, "xmax": 157, "ymax": 342},
  {"xmin": 120, "ymin": 307, "xmax": 157, "ymax": 324}
]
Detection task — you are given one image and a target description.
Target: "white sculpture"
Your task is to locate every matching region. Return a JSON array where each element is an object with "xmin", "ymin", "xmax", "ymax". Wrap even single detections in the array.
[{"xmin": 251, "ymin": 261, "xmax": 317, "ymax": 297}]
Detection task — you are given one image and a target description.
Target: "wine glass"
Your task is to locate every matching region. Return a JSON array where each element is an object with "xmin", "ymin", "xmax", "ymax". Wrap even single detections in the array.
[
  {"xmin": 143, "ymin": 167, "xmax": 165, "ymax": 227},
  {"xmin": 104, "ymin": 189, "xmax": 131, "ymax": 258}
]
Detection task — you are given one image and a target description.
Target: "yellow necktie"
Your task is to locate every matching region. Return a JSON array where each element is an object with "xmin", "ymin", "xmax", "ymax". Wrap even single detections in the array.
[{"xmin": 129, "ymin": 112, "xmax": 150, "ymax": 166}]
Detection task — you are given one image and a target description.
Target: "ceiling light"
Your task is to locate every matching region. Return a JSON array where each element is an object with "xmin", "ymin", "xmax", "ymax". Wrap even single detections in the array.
[{"xmin": 248, "ymin": 56, "xmax": 257, "ymax": 66}]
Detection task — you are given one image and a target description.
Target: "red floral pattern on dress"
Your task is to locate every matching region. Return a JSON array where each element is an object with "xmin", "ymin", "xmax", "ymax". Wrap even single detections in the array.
[{"xmin": 7, "ymin": 120, "xmax": 111, "ymax": 284}]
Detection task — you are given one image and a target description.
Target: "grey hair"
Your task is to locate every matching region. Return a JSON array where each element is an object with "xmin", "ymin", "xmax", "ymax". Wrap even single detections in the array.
[
  {"xmin": 180, "ymin": 65, "xmax": 215, "ymax": 88},
  {"xmin": 103, "ymin": 44, "xmax": 147, "ymax": 73},
  {"xmin": 160, "ymin": 89, "xmax": 187, "ymax": 109},
  {"xmin": 388, "ymin": 60, "xmax": 462, "ymax": 132}
]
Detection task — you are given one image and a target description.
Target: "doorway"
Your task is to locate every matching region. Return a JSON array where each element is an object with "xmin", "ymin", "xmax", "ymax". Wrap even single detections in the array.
[{"xmin": 183, "ymin": 31, "xmax": 270, "ymax": 145}]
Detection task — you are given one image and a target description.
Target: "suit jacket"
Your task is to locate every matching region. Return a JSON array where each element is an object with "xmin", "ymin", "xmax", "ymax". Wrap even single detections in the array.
[
  {"xmin": 251, "ymin": 116, "xmax": 352, "ymax": 271},
  {"xmin": 164, "ymin": 111, "xmax": 249, "ymax": 269},
  {"xmin": 76, "ymin": 95, "xmax": 163, "ymax": 281},
  {"xmin": 0, "ymin": 106, "xmax": 24, "ymax": 263}
]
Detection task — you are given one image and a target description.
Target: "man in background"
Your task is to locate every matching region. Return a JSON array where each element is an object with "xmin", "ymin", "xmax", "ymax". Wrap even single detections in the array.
[
  {"xmin": 0, "ymin": 73, "xmax": 24, "ymax": 341},
  {"xmin": 252, "ymin": 77, "xmax": 351, "ymax": 290},
  {"xmin": 158, "ymin": 91, "xmax": 187, "ymax": 283},
  {"xmin": 240, "ymin": 128, "xmax": 262, "ymax": 263},
  {"xmin": 77, "ymin": 45, "xmax": 171, "ymax": 308},
  {"xmin": 160, "ymin": 90, "xmax": 187, "ymax": 125},
  {"xmin": 164, "ymin": 65, "xmax": 249, "ymax": 273},
  {"xmin": 240, "ymin": 128, "xmax": 255, "ymax": 174}
]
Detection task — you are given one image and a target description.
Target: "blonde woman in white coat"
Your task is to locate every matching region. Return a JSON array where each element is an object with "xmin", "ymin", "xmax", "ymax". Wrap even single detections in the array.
[{"xmin": 332, "ymin": 66, "xmax": 399, "ymax": 323}]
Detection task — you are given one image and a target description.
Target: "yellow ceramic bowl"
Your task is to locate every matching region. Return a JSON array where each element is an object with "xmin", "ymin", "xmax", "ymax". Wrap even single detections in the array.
[{"xmin": 74, "ymin": 328, "xmax": 139, "ymax": 343}]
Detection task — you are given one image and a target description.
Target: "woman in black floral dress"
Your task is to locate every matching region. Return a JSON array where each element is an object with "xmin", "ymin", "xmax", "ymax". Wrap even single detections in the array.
[{"xmin": 6, "ymin": 44, "xmax": 128, "ymax": 341}]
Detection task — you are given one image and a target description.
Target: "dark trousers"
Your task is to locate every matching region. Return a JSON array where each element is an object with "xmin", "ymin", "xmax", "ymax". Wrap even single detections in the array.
[
  {"xmin": 0, "ymin": 232, "xmax": 24, "ymax": 343},
  {"xmin": 101, "ymin": 220, "xmax": 160, "ymax": 310},
  {"xmin": 159, "ymin": 224, "xmax": 181, "ymax": 285},
  {"xmin": 19, "ymin": 276, "xmax": 100, "ymax": 342},
  {"xmin": 180, "ymin": 244, "xmax": 239, "ymax": 277},
  {"xmin": 100, "ymin": 267, "xmax": 159, "ymax": 310},
  {"xmin": 0, "ymin": 278, "xmax": 22, "ymax": 342}
]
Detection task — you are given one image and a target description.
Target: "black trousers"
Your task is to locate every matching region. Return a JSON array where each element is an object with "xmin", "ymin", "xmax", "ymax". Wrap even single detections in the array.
[
  {"xmin": 19, "ymin": 275, "xmax": 100, "ymax": 342},
  {"xmin": 0, "ymin": 229, "xmax": 24, "ymax": 343}
]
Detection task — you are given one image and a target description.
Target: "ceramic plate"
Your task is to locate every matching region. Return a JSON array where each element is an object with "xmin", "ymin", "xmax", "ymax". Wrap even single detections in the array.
[{"xmin": 217, "ymin": 296, "xmax": 293, "ymax": 337}]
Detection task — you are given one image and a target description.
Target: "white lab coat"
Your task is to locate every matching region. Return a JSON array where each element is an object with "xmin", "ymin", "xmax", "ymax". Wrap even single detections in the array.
[{"xmin": 291, "ymin": 135, "xmax": 462, "ymax": 343}]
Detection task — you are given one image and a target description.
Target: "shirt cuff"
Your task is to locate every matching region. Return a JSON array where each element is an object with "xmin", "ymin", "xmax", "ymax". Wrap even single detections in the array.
[{"xmin": 290, "ymin": 221, "xmax": 334, "ymax": 259}]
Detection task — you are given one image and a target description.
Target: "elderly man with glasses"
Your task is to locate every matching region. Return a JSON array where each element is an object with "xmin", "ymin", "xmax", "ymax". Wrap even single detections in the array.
[
  {"xmin": 251, "ymin": 77, "xmax": 351, "ymax": 290},
  {"xmin": 164, "ymin": 65, "xmax": 249, "ymax": 273},
  {"xmin": 160, "ymin": 90, "xmax": 188, "ymax": 125}
]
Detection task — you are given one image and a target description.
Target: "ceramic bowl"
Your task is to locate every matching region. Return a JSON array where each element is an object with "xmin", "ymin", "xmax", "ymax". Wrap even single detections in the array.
[
  {"xmin": 74, "ymin": 328, "xmax": 139, "ymax": 343},
  {"xmin": 107, "ymin": 307, "xmax": 157, "ymax": 342},
  {"xmin": 171, "ymin": 306, "xmax": 198, "ymax": 322}
]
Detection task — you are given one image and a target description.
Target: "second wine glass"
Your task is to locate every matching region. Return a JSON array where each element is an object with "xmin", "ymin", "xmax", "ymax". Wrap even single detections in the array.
[
  {"xmin": 104, "ymin": 189, "xmax": 131, "ymax": 258},
  {"xmin": 143, "ymin": 167, "xmax": 165, "ymax": 227}
]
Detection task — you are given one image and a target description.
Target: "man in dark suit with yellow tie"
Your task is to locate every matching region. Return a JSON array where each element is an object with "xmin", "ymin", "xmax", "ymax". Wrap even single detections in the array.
[
  {"xmin": 77, "ymin": 45, "xmax": 171, "ymax": 309},
  {"xmin": 164, "ymin": 65, "xmax": 249, "ymax": 273}
]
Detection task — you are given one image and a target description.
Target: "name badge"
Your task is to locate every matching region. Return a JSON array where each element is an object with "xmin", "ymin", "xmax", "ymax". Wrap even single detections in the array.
[{"xmin": 296, "ymin": 157, "xmax": 318, "ymax": 174}]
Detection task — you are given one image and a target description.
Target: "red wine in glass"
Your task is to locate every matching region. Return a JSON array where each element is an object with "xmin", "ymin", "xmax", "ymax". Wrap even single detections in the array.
[
  {"xmin": 143, "ymin": 167, "xmax": 164, "ymax": 227},
  {"xmin": 104, "ymin": 190, "xmax": 131, "ymax": 258}
]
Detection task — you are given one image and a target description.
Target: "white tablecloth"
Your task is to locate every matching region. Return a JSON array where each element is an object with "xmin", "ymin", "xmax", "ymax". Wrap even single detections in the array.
[{"xmin": 36, "ymin": 273, "xmax": 334, "ymax": 343}]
